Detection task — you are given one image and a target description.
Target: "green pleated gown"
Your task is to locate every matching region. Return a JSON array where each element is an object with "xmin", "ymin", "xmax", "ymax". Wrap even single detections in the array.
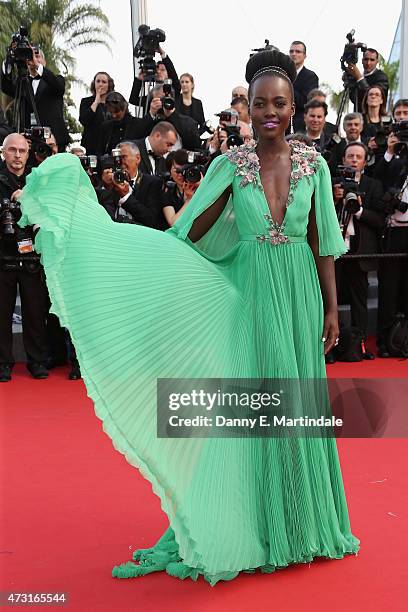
[{"xmin": 19, "ymin": 140, "xmax": 360, "ymax": 586}]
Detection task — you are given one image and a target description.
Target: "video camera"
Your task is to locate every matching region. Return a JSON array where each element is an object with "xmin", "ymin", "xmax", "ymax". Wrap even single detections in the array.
[
  {"xmin": 175, "ymin": 151, "xmax": 210, "ymax": 183},
  {"xmin": 332, "ymin": 165, "xmax": 363, "ymax": 214},
  {"xmin": 133, "ymin": 24, "xmax": 166, "ymax": 80},
  {"xmin": 7, "ymin": 26, "xmax": 33, "ymax": 65},
  {"xmin": 22, "ymin": 126, "xmax": 53, "ymax": 160},
  {"xmin": 340, "ymin": 30, "xmax": 367, "ymax": 71},
  {"xmin": 111, "ymin": 148, "xmax": 130, "ymax": 184}
]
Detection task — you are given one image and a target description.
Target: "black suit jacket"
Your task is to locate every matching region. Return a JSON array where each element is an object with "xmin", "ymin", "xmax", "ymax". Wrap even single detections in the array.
[
  {"xmin": 293, "ymin": 66, "xmax": 319, "ymax": 132},
  {"xmin": 336, "ymin": 173, "xmax": 384, "ymax": 270},
  {"xmin": 349, "ymin": 68, "xmax": 389, "ymax": 112},
  {"xmin": 0, "ymin": 107, "xmax": 12, "ymax": 144},
  {"xmin": 129, "ymin": 55, "xmax": 181, "ymax": 107},
  {"xmin": 374, "ymin": 155, "xmax": 406, "ymax": 191},
  {"xmin": 1, "ymin": 66, "xmax": 69, "ymax": 147},
  {"xmin": 79, "ymin": 96, "xmax": 109, "ymax": 154},
  {"xmin": 175, "ymin": 97, "xmax": 205, "ymax": 129},
  {"xmin": 96, "ymin": 174, "xmax": 163, "ymax": 229},
  {"xmin": 157, "ymin": 111, "xmax": 201, "ymax": 150},
  {"xmin": 133, "ymin": 138, "xmax": 167, "ymax": 176},
  {"xmin": 98, "ymin": 112, "xmax": 155, "ymax": 155}
]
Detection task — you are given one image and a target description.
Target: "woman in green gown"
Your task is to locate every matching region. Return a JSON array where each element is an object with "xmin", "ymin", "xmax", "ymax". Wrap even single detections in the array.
[{"xmin": 19, "ymin": 49, "xmax": 359, "ymax": 586}]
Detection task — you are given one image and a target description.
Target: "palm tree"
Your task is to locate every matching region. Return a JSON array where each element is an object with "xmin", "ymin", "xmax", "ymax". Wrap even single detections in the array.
[
  {"xmin": 378, "ymin": 55, "xmax": 399, "ymax": 111},
  {"xmin": 0, "ymin": 0, "xmax": 112, "ymax": 135}
]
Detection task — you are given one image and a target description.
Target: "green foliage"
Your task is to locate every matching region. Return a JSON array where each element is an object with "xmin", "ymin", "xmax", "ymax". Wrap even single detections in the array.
[
  {"xmin": 378, "ymin": 55, "xmax": 399, "ymax": 110},
  {"xmin": 0, "ymin": 0, "xmax": 112, "ymax": 139}
]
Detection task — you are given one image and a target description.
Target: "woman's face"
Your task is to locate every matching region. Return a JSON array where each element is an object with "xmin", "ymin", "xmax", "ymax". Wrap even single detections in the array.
[
  {"xmin": 180, "ymin": 76, "xmax": 193, "ymax": 95},
  {"xmin": 94, "ymin": 73, "xmax": 109, "ymax": 95},
  {"xmin": 250, "ymin": 75, "xmax": 294, "ymax": 142},
  {"xmin": 367, "ymin": 87, "xmax": 383, "ymax": 108},
  {"xmin": 171, "ymin": 162, "xmax": 185, "ymax": 188}
]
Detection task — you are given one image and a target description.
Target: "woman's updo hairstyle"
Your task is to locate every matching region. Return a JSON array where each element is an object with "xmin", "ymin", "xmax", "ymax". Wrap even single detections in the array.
[{"xmin": 245, "ymin": 50, "xmax": 297, "ymax": 101}]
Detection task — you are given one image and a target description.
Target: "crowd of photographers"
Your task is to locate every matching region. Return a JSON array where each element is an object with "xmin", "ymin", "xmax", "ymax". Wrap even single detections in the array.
[{"xmin": 0, "ymin": 27, "xmax": 407, "ymax": 382}]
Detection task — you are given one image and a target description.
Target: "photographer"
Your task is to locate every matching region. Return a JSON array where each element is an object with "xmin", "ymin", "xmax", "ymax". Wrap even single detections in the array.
[
  {"xmin": 374, "ymin": 99, "xmax": 408, "ymax": 356},
  {"xmin": 161, "ymin": 149, "xmax": 204, "ymax": 227},
  {"xmin": 332, "ymin": 142, "xmax": 384, "ymax": 360},
  {"xmin": 98, "ymin": 91, "xmax": 160, "ymax": 155},
  {"xmin": 207, "ymin": 110, "xmax": 253, "ymax": 158},
  {"xmin": 1, "ymin": 46, "xmax": 69, "ymax": 151},
  {"xmin": 328, "ymin": 112, "xmax": 364, "ymax": 173},
  {"xmin": 303, "ymin": 100, "xmax": 330, "ymax": 152},
  {"xmin": 129, "ymin": 44, "xmax": 180, "ymax": 109},
  {"xmin": 0, "ymin": 133, "xmax": 48, "ymax": 381},
  {"xmin": 306, "ymin": 89, "xmax": 337, "ymax": 135},
  {"xmin": 345, "ymin": 47, "xmax": 389, "ymax": 113},
  {"xmin": 150, "ymin": 82, "xmax": 201, "ymax": 151},
  {"xmin": 134, "ymin": 121, "xmax": 178, "ymax": 175},
  {"xmin": 97, "ymin": 141, "xmax": 162, "ymax": 229}
]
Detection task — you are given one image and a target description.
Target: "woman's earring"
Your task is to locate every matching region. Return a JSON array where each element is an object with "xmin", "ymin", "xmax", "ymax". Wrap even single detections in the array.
[{"xmin": 290, "ymin": 115, "xmax": 294, "ymax": 134}]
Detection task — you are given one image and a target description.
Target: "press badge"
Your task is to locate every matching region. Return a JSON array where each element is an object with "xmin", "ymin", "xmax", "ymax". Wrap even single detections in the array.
[{"xmin": 17, "ymin": 238, "xmax": 34, "ymax": 254}]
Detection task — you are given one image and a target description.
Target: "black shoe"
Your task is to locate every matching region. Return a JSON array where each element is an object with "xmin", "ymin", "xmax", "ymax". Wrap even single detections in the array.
[
  {"xmin": 27, "ymin": 363, "xmax": 49, "ymax": 379},
  {"xmin": 68, "ymin": 365, "xmax": 81, "ymax": 380},
  {"xmin": 0, "ymin": 365, "xmax": 12, "ymax": 382},
  {"xmin": 362, "ymin": 351, "xmax": 375, "ymax": 360},
  {"xmin": 325, "ymin": 351, "xmax": 336, "ymax": 364},
  {"xmin": 378, "ymin": 348, "xmax": 391, "ymax": 358}
]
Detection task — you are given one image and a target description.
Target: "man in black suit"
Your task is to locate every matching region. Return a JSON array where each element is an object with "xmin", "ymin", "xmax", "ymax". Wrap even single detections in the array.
[
  {"xmin": 143, "ymin": 82, "xmax": 201, "ymax": 151},
  {"xmin": 303, "ymin": 100, "xmax": 331, "ymax": 152},
  {"xmin": 289, "ymin": 41, "xmax": 319, "ymax": 132},
  {"xmin": 129, "ymin": 45, "xmax": 180, "ymax": 110},
  {"xmin": 344, "ymin": 48, "xmax": 389, "ymax": 113},
  {"xmin": 1, "ymin": 48, "xmax": 69, "ymax": 151},
  {"xmin": 333, "ymin": 142, "xmax": 384, "ymax": 359},
  {"xmin": 134, "ymin": 121, "xmax": 178, "ymax": 176},
  {"xmin": 98, "ymin": 91, "xmax": 161, "ymax": 155},
  {"xmin": 97, "ymin": 140, "xmax": 164, "ymax": 229},
  {"xmin": 328, "ymin": 112, "xmax": 365, "ymax": 174},
  {"xmin": 0, "ymin": 133, "xmax": 49, "ymax": 382}
]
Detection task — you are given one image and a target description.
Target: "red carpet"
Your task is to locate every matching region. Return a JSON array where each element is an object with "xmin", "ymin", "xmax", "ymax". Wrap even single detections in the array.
[{"xmin": 1, "ymin": 357, "xmax": 407, "ymax": 612}]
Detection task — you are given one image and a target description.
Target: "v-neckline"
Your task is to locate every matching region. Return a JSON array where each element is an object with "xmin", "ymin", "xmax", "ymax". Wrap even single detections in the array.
[{"xmin": 255, "ymin": 141, "xmax": 294, "ymax": 227}]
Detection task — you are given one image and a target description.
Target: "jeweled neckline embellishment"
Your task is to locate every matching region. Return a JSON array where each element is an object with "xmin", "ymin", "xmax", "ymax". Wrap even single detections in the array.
[
  {"xmin": 225, "ymin": 139, "xmax": 321, "ymax": 204},
  {"xmin": 256, "ymin": 215, "xmax": 290, "ymax": 245}
]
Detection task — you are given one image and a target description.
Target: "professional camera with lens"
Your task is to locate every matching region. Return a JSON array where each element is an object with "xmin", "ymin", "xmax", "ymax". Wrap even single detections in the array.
[
  {"xmin": 333, "ymin": 165, "xmax": 363, "ymax": 214},
  {"xmin": 22, "ymin": 126, "xmax": 53, "ymax": 160},
  {"xmin": 0, "ymin": 198, "xmax": 22, "ymax": 236},
  {"xmin": 111, "ymin": 148, "xmax": 129, "ymax": 184},
  {"xmin": 160, "ymin": 82, "xmax": 175, "ymax": 111},
  {"xmin": 133, "ymin": 24, "xmax": 166, "ymax": 80},
  {"xmin": 340, "ymin": 30, "xmax": 367, "ymax": 71},
  {"xmin": 373, "ymin": 117, "xmax": 393, "ymax": 149},
  {"xmin": 393, "ymin": 120, "xmax": 408, "ymax": 157},
  {"xmin": 176, "ymin": 151, "xmax": 210, "ymax": 183},
  {"xmin": 216, "ymin": 110, "xmax": 244, "ymax": 148},
  {"xmin": 7, "ymin": 26, "xmax": 33, "ymax": 65}
]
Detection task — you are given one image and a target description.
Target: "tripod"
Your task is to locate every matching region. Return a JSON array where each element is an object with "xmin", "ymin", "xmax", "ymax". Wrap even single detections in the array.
[
  {"xmin": 11, "ymin": 61, "xmax": 41, "ymax": 132},
  {"xmin": 335, "ymin": 72, "xmax": 359, "ymax": 132}
]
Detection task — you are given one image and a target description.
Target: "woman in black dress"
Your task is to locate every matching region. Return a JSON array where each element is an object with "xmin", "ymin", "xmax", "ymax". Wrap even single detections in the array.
[
  {"xmin": 175, "ymin": 73, "xmax": 205, "ymax": 131},
  {"xmin": 79, "ymin": 72, "xmax": 115, "ymax": 155}
]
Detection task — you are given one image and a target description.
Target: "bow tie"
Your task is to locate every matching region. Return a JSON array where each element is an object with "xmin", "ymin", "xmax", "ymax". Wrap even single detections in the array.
[
  {"xmin": 30, "ymin": 75, "xmax": 41, "ymax": 81},
  {"xmin": 148, "ymin": 150, "xmax": 159, "ymax": 160}
]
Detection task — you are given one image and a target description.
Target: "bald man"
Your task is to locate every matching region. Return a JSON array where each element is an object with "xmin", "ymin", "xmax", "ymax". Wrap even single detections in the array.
[{"xmin": 0, "ymin": 133, "xmax": 49, "ymax": 381}]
